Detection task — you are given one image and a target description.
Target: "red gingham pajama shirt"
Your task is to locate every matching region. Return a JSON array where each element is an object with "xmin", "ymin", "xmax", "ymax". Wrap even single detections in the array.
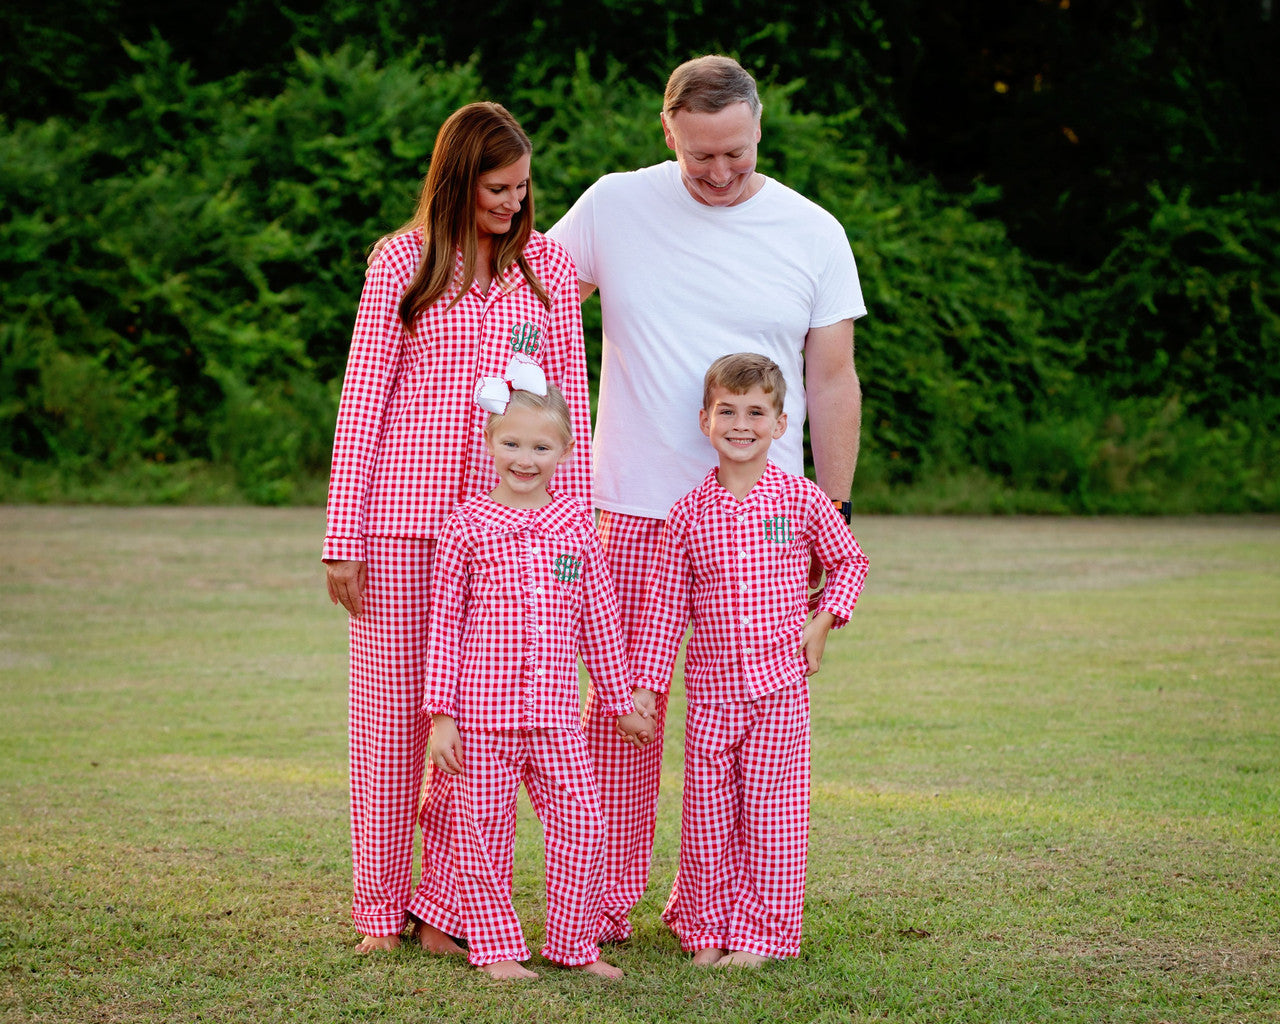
[
  {"xmin": 417, "ymin": 493, "xmax": 634, "ymax": 967},
  {"xmin": 631, "ymin": 462, "xmax": 869, "ymax": 958},
  {"xmin": 323, "ymin": 229, "xmax": 591, "ymax": 938}
]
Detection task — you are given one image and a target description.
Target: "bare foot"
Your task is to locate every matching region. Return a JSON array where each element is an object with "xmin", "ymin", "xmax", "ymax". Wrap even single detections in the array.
[
  {"xmin": 716, "ymin": 950, "xmax": 770, "ymax": 968},
  {"xmin": 573, "ymin": 959, "xmax": 624, "ymax": 980},
  {"xmin": 355, "ymin": 934, "xmax": 400, "ymax": 954},
  {"xmin": 479, "ymin": 960, "xmax": 539, "ymax": 980},
  {"xmin": 414, "ymin": 922, "xmax": 467, "ymax": 956},
  {"xmin": 692, "ymin": 947, "xmax": 727, "ymax": 966}
]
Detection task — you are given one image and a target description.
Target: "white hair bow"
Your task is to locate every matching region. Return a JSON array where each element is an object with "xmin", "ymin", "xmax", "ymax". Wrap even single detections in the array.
[{"xmin": 474, "ymin": 354, "xmax": 548, "ymax": 415}]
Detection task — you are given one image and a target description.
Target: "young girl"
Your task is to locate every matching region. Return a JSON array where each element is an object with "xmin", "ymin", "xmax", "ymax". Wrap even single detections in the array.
[{"xmin": 418, "ymin": 374, "xmax": 651, "ymax": 980}]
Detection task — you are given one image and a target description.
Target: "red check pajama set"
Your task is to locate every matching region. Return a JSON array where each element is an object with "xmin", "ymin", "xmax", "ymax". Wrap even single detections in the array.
[
  {"xmin": 418, "ymin": 493, "xmax": 635, "ymax": 966},
  {"xmin": 323, "ymin": 229, "xmax": 591, "ymax": 938},
  {"xmin": 632, "ymin": 462, "xmax": 869, "ymax": 957}
]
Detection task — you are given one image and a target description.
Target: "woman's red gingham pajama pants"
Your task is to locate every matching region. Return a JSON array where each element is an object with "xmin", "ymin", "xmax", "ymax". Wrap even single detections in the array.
[
  {"xmin": 347, "ymin": 536, "xmax": 449, "ymax": 937},
  {"xmin": 662, "ymin": 681, "xmax": 812, "ymax": 959},
  {"xmin": 451, "ymin": 727, "xmax": 607, "ymax": 966},
  {"xmin": 583, "ymin": 510, "xmax": 668, "ymax": 942}
]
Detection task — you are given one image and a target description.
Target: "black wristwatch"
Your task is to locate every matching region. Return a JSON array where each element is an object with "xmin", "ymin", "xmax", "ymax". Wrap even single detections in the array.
[{"xmin": 832, "ymin": 498, "xmax": 853, "ymax": 524}]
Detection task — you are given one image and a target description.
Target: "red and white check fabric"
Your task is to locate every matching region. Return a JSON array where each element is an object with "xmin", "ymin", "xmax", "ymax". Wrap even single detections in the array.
[
  {"xmin": 583, "ymin": 511, "xmax": 668, "ymax": 941},
  {"xmin": 323, "ymin": 230, "xmax": 591, "ymax": 562},
  {"xmin": 631, "ymin": 461, "xmax": 869, "ymax": 703},
  {"xmin": 422, "ymin": 492, "xmax": 634, "ymax": 729},
  {"xmin": 662, "ymin": 681, "xmax": 811, "ymax": 958},
  {"xmin": 346, "ymin": 537, "xmax": 434, "ymax": 936},
  {"xmin": 451, "ymin": 728, "xmax": 607, "ymax": 967}
]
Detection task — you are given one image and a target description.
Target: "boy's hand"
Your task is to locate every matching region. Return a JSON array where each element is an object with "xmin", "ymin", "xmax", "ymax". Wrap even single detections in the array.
[
  {"xmin": 615, "ymin": 711, "xmax": 653, "ymax": 748},
  {"xmin": 430, "ymin": 715, "xmax": 464, "ymax": 775},
  {"xmin": 797, "ymin": 612, "xmax": 837, "ymax": 676}
]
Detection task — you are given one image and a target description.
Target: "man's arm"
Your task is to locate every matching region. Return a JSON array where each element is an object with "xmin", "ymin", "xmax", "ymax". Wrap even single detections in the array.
[{"xmin": 804, "ymin": 317, "xmax": 861, "ymax": 500}]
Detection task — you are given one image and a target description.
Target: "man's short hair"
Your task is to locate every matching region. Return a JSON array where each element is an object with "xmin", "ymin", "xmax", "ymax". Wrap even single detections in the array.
[{"xmin": 664, "ymin": 55, "xmax": 761, "ymax": 118}]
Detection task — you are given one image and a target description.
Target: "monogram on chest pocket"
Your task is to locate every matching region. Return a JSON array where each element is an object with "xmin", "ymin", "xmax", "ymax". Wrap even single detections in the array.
[{"xmin": 509, "ymin": 321, "xmax": 542, "ymax": 355}]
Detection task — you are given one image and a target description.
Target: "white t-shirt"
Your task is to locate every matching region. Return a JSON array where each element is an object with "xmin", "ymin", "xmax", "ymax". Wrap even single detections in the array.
[{"xmin": 549, "ymin": 161, "xmax": 866, "ymax": 520}]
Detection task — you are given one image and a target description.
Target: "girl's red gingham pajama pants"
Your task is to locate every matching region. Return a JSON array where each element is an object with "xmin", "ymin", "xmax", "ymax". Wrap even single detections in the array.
[
  {"xmin": 451, "ymin": 727, "xmax": 607, "ymax": 967},
  {"xmin": 662, "ymin": 680, "xmax": 811, "ymax": 959},
  {"xmin": 583, "ymin": 510, "xmax": 668, "ymax": 941}
]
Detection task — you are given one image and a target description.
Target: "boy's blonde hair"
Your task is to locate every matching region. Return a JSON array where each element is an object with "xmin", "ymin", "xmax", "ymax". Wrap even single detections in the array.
[
  {"xmin": 483, "ymin": 383, "xmax": 573, "ymax": 445},
  {"xmin": 702, "ymin": 353, "xmax": 786, "ymax": 414}
]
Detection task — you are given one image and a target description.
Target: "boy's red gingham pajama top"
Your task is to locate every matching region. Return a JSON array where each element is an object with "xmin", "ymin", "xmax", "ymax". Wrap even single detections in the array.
[
  {"xmin": 631, "ymin": 461, "xmax": 869, "ymax": 958},
  {"xmin": 416, "ymin": 493, "xmax": 634, "ymax": 967},
  {"xmin": 323, "ymin": 229, "xmax": 591, "ymax": 938}
]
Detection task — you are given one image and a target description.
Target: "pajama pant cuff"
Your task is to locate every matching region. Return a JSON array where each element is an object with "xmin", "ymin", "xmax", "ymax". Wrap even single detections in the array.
[
  {"xmin": 540, "ymin": 943, "xmax": 601, "ymax": 967},
  {"xmin": 351, "ymin": 909, "xmax": 408, "ymax": 938},
  {"xmin": 405, "ymin": 894, "xmax": 464, "ymax": 939},
  {"xmin": 469, "ymin": 945, "xmax": 532, "ymax": 967},
  {"xmin": 727, "ymin": 936, "xmax": 799, "ymax": 960}
]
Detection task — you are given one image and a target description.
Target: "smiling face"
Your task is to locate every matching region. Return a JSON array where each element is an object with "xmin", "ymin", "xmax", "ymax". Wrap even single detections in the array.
[
  {"xmin": 484, "ymin": 401, "xmax": 573, "ymax": 509},
  {"xmin": 661, "ymin": 102, "xmax": 762, "ymax": 207},
  {"xmin": 699, "ymin": 384, "xmax": 787, "ymax": 472},
  {"xmin": 475, "ymin": 154, "xmax": 531, "ymax": 241}
]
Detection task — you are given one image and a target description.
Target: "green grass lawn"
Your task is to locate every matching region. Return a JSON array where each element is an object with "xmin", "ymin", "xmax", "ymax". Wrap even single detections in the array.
[{"xmin": 2, "ymin": 508, "xmax": 1277, "ymax": 1023}]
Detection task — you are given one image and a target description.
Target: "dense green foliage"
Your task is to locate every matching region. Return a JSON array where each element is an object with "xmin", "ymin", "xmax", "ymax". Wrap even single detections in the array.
[{"xmin": 1, "ymin": 2, "xmax": 1276, "ymax": 510}]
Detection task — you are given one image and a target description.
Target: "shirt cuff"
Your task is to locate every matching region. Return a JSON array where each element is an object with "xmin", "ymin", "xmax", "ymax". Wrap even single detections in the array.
[
  {"xmin": 633, "ymin": 675, "xmax": 671, "ymax": 696},
  {"xmin": 323, "ymin": 536, "xmax": 367, "ymax": 563},
  {"xmin": 422, "ymin": 699, "xmax": 457, "ymax": 718}
]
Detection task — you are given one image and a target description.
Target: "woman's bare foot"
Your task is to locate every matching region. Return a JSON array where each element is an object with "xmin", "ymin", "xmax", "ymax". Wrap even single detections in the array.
[
  {"xmin": 413, "ymin": 922, "xmax": 467, "ymax": 956},
  {"xmin": 716, "ymin": 950, "xmax": 770, "ymax": 968},
  {"xmin": 573, "ymin": 959, "xmax": 624, "ymax": 980},
  {"xmin": 355, "ymin": 934, "xmax": 400, "ymax": 954},
  {"xmin": 479, "ymin": 960, "xmax": 539, "ymax": 980},
  {"xmin": 692, "ymin": 947, "xmax": 727, "ymax": 966}
]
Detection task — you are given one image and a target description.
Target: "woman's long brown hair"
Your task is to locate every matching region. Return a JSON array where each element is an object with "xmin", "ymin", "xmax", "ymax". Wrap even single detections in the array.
[{"xmin": 398, "ymin": 102, "xmax": 550, "ymax": 329}]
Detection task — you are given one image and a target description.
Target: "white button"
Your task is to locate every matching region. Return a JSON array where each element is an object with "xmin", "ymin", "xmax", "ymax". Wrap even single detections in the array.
[
  {"xmin": 745, "ymin": 647, "xmax": 754, "ymax": 654},
  {"xmin": 536, "ymin": 668, "xmax": 545, "ymax": 677},
  {"xmin": 536, "ymin": 586, "xmax": 544, "ymax": 595},
  {"xmin": 741, "ymin": 616, "xmax": 750, "ymax": 625},
  {"xmin": 739, "ymin": 550, "xmax": 748, "ymax": 559},
  {"xmin": 740, "ymin": 583, "xmax": 749, "ymax": 593},
  {"xmin": 537, "ymin": 624, "xmax": 546, "ymax": 633},
  {"xmin": 531, "ymin": 545, "xmax": 540, "ymax": 553}
]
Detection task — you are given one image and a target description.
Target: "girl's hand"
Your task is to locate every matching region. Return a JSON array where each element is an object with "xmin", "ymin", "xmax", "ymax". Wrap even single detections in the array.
[
  {"xmin": 615, "ymin": 711, "xmax": 653, "ymax": 748},
  {"xmin": 325, "ymin": 559, "xmax": 367, "ymax": 618},
  {"xmin": 797, "ymin": 612, "xmax": 836, "ymax": 676},
  {"xmin": 430, "ymin": 715, "xmax": 465, "ymax": 775}
]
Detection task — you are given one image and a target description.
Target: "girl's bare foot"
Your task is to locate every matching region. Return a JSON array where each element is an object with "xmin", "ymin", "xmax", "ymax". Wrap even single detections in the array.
[
  {"xmin": 692, "ymin": 947, "xmax": 727, "ymax": 966},
  {"xmin": 716, "ymin": 950, "xmax": 770, "ymax": 968},
  {"xmin": 355, "ymin": 934, "xmax": 400, "ymax": 954},
  {"xmin": 413, "ymin": 922, "xmax": 467, "ymax": 956},
  {"xmin": 574, "ymin": 959, "xmax": 624, "ymax": 980},
  {"xmin": 479, "ymin": 960, "xmax": 539, "ymax": 980}
]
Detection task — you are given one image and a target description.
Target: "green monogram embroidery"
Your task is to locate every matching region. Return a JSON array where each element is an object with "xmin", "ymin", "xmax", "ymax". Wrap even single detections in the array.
[
  {"xmin": 763, "ymin": 515, "xmax": 793, "ymax": 544},
  {"xmin": 552, "ymin": 553, "xmax": 582, "ymax": 583},
  {"xmin": 509, "ymin": 322, "xmax": 541, "ymax": 353}
]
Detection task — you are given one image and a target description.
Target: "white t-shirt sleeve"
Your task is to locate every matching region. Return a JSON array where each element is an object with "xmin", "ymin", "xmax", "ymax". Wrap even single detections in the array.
[{"xmin": 547, "ymin": 186, "xmax": 599, "ymax": 287}]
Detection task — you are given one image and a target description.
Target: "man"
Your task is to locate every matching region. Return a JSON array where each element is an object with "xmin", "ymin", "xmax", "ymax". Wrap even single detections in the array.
[{"xmin": 547, "ymin": 54, "xmax": 865, "ymax": 943}]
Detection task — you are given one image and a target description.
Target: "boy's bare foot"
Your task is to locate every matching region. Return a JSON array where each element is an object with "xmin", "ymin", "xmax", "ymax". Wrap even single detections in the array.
[
  {"xmin": 413, "ymin": 922, "xmax": 467, "ymax": 956},
  {"xmin": 574, "ymin": 959, "xmax": 624, "ymax": 980},
  {"xmin": 692, "ymin": 947, "xmax": 727, "ymax": 966},
  {"xmin": 716, "ymin": 950, "xmax": 770, "ymax": 968},
  {"xmin": 479, "ymin": 960, "xmax": 539, "ymax": 980},
  {"xmin": 355, "ymin": 934, "xmax": 400, "ymax": 954}
]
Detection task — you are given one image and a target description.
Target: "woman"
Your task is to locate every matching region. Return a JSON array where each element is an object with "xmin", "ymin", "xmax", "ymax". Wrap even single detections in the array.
[{"xmin": 323, "ymin": 102, "xmax": 591, "ymax": 953}]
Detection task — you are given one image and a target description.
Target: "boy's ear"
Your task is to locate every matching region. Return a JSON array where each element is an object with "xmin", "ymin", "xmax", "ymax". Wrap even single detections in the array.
[
  {"xmin": 773, "ymin": 411, "xmax": 788, "ymax": 438},
  {"xmin": 699, "ymin": 408, "xmax": 712, "ymax": 438}
]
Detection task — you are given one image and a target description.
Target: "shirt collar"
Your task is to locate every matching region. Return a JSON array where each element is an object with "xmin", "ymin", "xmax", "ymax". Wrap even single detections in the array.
[
  {"xmin": 697, "ymin": 460, "xmax": 786, "ymax": 511},
  {"xmin": 463, "ymin": 491, "xmax": 581, "ymax": 534}
]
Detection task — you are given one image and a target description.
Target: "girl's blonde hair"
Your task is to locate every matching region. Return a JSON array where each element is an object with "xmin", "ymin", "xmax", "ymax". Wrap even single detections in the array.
[
  {"xmin": 483, "ymin": 384, "xmax": 573, "ymax": 446},
  {"xmin": 398, "ymin": 102, "xmax": 550, "ymax": 329}
]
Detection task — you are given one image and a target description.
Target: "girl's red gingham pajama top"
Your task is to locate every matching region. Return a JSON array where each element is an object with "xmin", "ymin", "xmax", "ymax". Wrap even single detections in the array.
[
  {"xmin": 417, "ymin": 492, "xmax": 634, "ymax": 967},
  {"xmin": 631, "ymin": 462, "xmax": 869, "ymax": 958},
  {"xmin": 323, "ymin": 229, "xmax": 591, "ymax": 938}
]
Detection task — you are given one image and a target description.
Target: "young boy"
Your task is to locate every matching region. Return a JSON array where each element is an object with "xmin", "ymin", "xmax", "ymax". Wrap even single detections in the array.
[{"xmin": 629, "ymin": 352, "xmax": 869, "ymax": 967}]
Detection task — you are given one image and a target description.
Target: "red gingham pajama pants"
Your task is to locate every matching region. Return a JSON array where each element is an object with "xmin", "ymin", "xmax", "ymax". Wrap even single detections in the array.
[
  {"xmin": 662, "ymin": 681, "xmax": 811, "ymax": 959},
  {"xmin": 450, "ymin": 728, "xmax": 606, "ymax": 967},
  {"xmin": 347, "ymin": 536, "xmax": 448, "ymax": 937},
  {"xmin": 584, "ymin": 510, "xmax": 668, "ymax": 941}
]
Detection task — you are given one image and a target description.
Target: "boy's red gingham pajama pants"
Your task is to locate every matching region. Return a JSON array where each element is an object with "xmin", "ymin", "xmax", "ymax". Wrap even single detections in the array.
[
  {"xmin": 451, "ymin": 728, "xmax": 607, "ymax": 966},
  {"xmin": 583, "ymin": 510, "xmax": 668, "ymax": 941},
  {"xmin": 347, "ymin": 537, "xmax": 442, "ymax": 937},
  {"xmin": 662, "ymin": 681, "xmax": 811, "ymax": 959}
]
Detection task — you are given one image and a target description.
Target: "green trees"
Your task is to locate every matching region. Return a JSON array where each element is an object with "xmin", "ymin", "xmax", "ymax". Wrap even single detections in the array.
[{"xmin": 2, "ymin": 3, "xmax": 1275, "ymax": 510}]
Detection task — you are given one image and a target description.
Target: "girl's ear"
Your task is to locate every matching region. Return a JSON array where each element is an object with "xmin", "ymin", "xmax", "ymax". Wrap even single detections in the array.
[{"xmin": 557, "ymin": 438, "xmax": 575, "ymax": 465}]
